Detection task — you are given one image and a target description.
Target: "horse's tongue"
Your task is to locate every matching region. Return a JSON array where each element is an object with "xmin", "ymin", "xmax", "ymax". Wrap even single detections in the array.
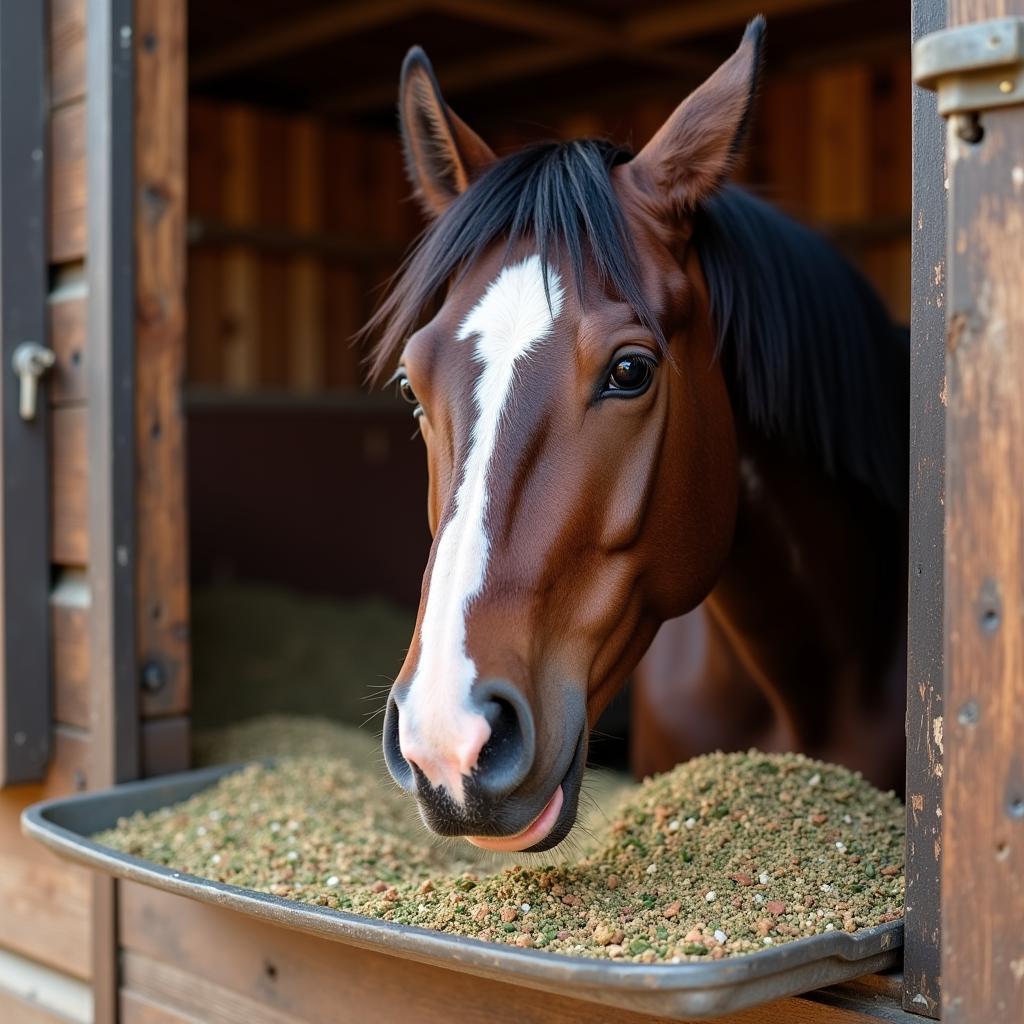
[{"xmin": 466, "ymin": 787, "xmax": 563, "ymax": 853}]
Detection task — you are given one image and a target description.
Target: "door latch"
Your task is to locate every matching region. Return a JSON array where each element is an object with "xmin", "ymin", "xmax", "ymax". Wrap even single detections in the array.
[
  {"xmin": 11, "ymin": 341, "xmax": 56, "ymax": 421},
  {"xmin": 914, "ymin": 16, "xmax": 1024, "ymax": 117}
]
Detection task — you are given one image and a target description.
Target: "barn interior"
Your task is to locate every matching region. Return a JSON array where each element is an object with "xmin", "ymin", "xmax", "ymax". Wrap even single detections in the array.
[{"xmin": 183, "ymin": 0, "xmax": 912, "ymax": 767}]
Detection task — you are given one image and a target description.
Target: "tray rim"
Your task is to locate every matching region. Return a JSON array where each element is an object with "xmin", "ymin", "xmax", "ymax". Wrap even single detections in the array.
[{"xmin": 21, "ymin": 761, "xmax": 903, "ymax": 1019}]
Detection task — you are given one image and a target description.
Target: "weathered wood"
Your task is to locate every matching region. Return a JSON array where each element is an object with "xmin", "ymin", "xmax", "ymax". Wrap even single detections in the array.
[
  {"xmin": 52, "ymin": 572, "xmax": 90, "ymax": 730},
  {"xmin": 903, "ymin": 3, "xmax": 945, "ymax": 1016},
  {"xmin": 50, "ymin": 102, "xmax": 86, "ymax": 264},
  {"xmin": 135, "ymin": 0, "xmax": 190, "ymax": 722},
  {"xmin": 48, "ymin": 282, "xmax": 88, "ymax": 405},
  {"xmin": 49, "ymin": 0, "xmax": 87, "ymax": 109},
  {"xmin": 119, "ymin": 885, "xmax": 901, "ymax": 1024},
  {"xmin": 941, "ymin": 3, "xmax": 1024, "ymax": 1021},
  {"xmin": 51, "ymin": 405, "xmax": 88, "ymax": 567}
]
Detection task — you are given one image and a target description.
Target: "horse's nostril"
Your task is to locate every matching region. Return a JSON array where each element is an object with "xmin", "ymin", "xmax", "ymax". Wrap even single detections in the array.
[
  {"xmin": 382, "ymin": 696, "xmax": 415, "ymax": 792},
  {"xmin": 474, "ymin": 680, "xmax": 535, "ymax": 798}
]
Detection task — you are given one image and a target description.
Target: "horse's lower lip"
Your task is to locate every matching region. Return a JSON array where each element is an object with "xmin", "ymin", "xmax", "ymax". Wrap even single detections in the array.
[{"xmin": 465, "ymin": 786, "xmax": 564, "ymax": 852}]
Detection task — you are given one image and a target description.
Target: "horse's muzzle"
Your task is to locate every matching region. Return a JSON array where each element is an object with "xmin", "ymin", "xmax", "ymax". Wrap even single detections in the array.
[{"xmin": 382, "ymin": 684, "xmax": 587, "ymax": 851}]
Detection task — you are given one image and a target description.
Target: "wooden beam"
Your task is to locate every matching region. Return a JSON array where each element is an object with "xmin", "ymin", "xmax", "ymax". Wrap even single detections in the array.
[
  {"xmin": 324, "ymin": 41, "xmax": 607, "ymax": 115},
  {"xmin": 625, "ymin": 0, "xmax": 851, "ymax": 45},
  {"xmin": 189, "ymin": 0, "xmax": 421, "ymax": 84},
  {"xmin": 425, "ymin": 0, "xmax": 718, "ymax": 77}
]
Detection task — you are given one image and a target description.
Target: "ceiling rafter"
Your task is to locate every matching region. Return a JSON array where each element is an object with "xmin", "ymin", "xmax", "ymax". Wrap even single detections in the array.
[{"xmin": 189, "ymin": 0, "xmax": 423, "ymax": 84}]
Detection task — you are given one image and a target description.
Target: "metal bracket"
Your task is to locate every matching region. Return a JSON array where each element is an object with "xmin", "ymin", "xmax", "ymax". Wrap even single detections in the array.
[{"xmin": 914, "ymin": 16, "xmax": 1024, "ymax": 117}]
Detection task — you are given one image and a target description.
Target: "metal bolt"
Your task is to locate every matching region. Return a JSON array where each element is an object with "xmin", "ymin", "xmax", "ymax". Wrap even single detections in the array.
[
  {"xmin": 958, "ymin": 700, "xmax": 980, "ymax": 726},
  {"xmin": 1009, "ymin": 797, "xmax": 1024, "ymax": 821},
  {"xmin": 141, "ymin": 660, "xmax": 167, "ymax": 694}
]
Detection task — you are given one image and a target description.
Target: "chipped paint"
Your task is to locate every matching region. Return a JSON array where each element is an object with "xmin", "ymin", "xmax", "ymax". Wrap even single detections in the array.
[{"xmin": 932, "ymin": 715, "xmax": 944, "ymax": 755}]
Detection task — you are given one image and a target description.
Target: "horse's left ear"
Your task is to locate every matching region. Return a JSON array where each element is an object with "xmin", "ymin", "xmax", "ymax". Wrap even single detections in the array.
[
  {"xmin": 399, "ymin": 47, "xmax": 496, "ymax": 218},
  {"xmin": 630, "ymin": 17, "xmax": 764, "ymax": 221}
]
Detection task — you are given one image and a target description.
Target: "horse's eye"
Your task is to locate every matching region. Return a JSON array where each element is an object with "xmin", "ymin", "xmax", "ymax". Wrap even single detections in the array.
[
  {"xmin": 605, "ymin": 354, "xmax": 654, "ymax": 396},
  {"xmin": 397, "ymin": 373, "xmax": 422, "ymax": 415}
]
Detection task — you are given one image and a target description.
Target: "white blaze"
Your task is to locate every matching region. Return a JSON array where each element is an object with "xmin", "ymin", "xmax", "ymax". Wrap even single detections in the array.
[{"xmin": 400, "ymin": 255, "xmax": 564, "ymax": 802}]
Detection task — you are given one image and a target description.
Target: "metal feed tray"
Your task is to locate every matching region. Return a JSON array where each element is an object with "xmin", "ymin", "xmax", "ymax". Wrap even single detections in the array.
[{"xmin": 22, "ymin": 763, "xmax": 902, "ymax": 1020}]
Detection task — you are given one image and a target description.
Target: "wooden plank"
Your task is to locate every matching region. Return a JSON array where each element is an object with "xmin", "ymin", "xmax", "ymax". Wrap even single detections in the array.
[
  {"xmin": 0, "ymin": 986, "xmax": 81, "ymax": 1024},
  {"xmin": 870, "ymin": 56, "xmax": 912, "ymax": 220},
  {"xmin": 324, "ymin": 127, "xmax": 365, "ymax": 392},
  {"xmin": 756, "ymin": 73, "xmax": 812, "ymax": 216},
  {"xmin": 0, "ymin": 729, "xmax": 93, "ymax": 980},
  {"xmin": 52, "ymin": 572, "xmax": 90, "ymax": 730},
  {"xmin": 185, "ymin": 101, "xmax": 224, "ymax": 387},
  {"xmin": 119, "ymin": 887, "xmax": 899, "ymax": 1024},
  {"xmin": 135, "ymin": 0, "xmax": 190, "ymax": 722},
  {"xmin": 121, "ymin": 989, "xmax": 200, "ymax": 1024},
  {"xmin": 256, "ymin": 112, "xmax": 290, "ymax": 390},
  {"xmin": 48, "ymin": 281, "xmax": 88, "ymax": 406},
  {"xmin": 941, "ymin": 3, "xmax": 1024, "ymax": 1021},
  {"xmin": 50, "ymin": 102, "xmax": 86, "ymax": 264},
  {"xmin": 286, "ymin": 117, "xmax": 325, "ymax": 392},
  {"xmin": 49, "ymin": 0, "xmax": 86, "ymax": 109},
  {"xmin": 809, "ymin": 64, "xmax": 870, "ymax": 225},
  {"xmin": 220, "ymin": 106, "xmax": 259, "ymax": 390},
  {"xmin": 51, "ymin": 405, "xmax": 88, "ymax": 567}
]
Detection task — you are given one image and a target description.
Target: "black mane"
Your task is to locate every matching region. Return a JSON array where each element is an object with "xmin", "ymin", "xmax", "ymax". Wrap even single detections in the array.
[{"xmin": 367, "ymin": 140, "xmax": 908, "ymax": 509}]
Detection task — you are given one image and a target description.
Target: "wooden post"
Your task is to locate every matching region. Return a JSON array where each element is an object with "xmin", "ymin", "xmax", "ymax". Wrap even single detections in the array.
[
  {"xmin": 87, "ymin": 1, "xmax": 137, "ymax": 1020},
  {"xmin": 942, "ymin": 0, "xmax": 1024, "ymax": 1020},
  {"xmin": 904, "ymin": 1, "xmax": 945, "ymax": 1016}
]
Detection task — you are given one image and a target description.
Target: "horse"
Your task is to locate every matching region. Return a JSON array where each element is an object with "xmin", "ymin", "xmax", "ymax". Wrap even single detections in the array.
[{"xmin": 366, "ymin": 17, "xmax": 909, "ymax": 853}]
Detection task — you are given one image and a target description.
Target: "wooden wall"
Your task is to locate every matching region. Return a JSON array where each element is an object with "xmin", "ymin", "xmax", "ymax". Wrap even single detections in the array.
[
  {"xmin": 184, "ymin": 52, "xmax": 911, "ymax": 396},
  {"xmin": 1, "ymin": 2, "xmax": 191, "ymax": 1021},
  {"xmin": 0, "ymin": 3, "xmax": 94, "ymax": 1021}
]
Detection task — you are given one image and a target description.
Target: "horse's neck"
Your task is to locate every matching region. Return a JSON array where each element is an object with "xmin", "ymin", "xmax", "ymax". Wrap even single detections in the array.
[{"xmin": 703, "ymin": 428, "xmax": 907, "ymax": 754}]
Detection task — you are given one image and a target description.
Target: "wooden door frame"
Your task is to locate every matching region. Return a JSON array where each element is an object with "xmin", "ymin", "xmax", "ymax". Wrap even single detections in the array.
[
  {"xmin": 904, "ymin": 0, "xmax": 945, "ymax": 1016},
  {"xmin": 0, "ymin": 0, "xmax": 52, "ymax": 786}
]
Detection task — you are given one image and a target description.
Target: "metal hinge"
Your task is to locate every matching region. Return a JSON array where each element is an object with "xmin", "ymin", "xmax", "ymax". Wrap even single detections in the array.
[{"xmin": 914, "ymin": 17, "xmax": 1024, "ymax": 118}]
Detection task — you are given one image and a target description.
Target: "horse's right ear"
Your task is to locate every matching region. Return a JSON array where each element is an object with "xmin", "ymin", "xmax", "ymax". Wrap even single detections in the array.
[
  {"xmin": 629, "ymin": 17, "xmax": 764, "ymax": 224},
  {"xmin": 399, "ymin": 47, "xmax": 495, "ymax": 218}
]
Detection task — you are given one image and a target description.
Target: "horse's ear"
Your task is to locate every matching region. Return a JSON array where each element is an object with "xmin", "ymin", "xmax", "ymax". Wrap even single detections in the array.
[
  {"xmin": 399, "ymin": 47, "xmax": 495, "ymax": 218},
  {"xmin": 630, "ymin": 17, "xmax": 764, "ymax": 221}
]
